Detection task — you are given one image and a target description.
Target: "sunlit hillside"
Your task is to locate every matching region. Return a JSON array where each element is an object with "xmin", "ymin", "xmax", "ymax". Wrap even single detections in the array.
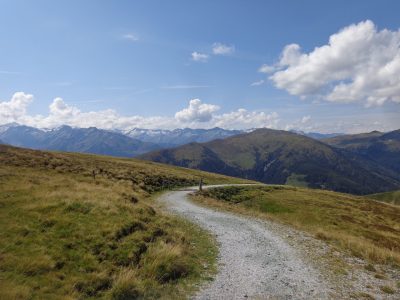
[{"xmin": 0, "ymin": 145, "xmax": 248, "ymax": 299}]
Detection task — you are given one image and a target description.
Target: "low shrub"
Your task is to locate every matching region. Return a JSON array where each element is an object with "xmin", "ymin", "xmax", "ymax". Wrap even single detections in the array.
[
  {"xmin": 74, "ymin": 272, "xmax": 112, "ymax": 297},
  {"xmin": 143, "ymin": 242, "xmax": 190, "ymax": 283},
  {"xmin": 110, "ymin": 269, "xmax": 143, "ymax": 300}
]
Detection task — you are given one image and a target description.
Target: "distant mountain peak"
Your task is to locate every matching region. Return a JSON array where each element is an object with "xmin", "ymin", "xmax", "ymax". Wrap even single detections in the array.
[
  {"xmin": 0, "ymin": 122, "xmax": 20, "ymax": 133},
  {"xmin": 0, "ymin": 124, "xmax": 160, "ymax": 157},
  {"xmin": 124, "ymin": 127, "xmax": 244, "ymax": 146},
  {"xmin": 290, "ymin": 129, "xmax": 344, "ymax": 140}
]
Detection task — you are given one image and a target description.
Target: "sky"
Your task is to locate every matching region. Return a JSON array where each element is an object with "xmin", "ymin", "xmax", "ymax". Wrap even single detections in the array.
[{"xmin": 1, "ymin": 0, "xmax": 400, "ymax": 133}]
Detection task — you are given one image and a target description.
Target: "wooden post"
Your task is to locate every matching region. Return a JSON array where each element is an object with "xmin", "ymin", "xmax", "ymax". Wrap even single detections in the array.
[{"xmin": 199, "ymin": 177, "xmax": 203, "ymax": 192}]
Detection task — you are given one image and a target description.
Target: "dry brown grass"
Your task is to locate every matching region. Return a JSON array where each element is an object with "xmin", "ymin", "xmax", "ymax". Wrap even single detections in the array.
[
  {"xmin": 0, "ymin": 145, "xmax": 244, "ymax": 299},
  {"xmin": 193, "ymin": 185, "xmax": 400, "ymax": 266}
]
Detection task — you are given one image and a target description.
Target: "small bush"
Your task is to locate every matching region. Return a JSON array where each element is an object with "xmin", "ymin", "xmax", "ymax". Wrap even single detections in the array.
[
  {"xmin": 315, "ymin": 231, "xmax": 330, "ymax": 241},
  {"xmin": 364, "ymin": 264, "xmax": 376, "ymax": 272},
  {"xmin": 74, "ymin": 273, "xmax": 112, "ymax": 297},
  {"xmin": 143, "ymin": 242, "xmax": 190, "ymax": 283},
  {"xmin": 110, "ymin": 269, "xmax": 143, "ymax": 300},
  {"xmin": 374, "ymin": 273, "xmax": 386, "ymax": 279},
  {"xmin": 130, "ymin": 196, "xmax": 138, "ymax": 204},
  {"xmin": 357, "ymin": 292, "xmax": 374, "ymax": 299},
  {"xmin": 40, "ymin": 218, "xmax": 56, "ymax": 229},
  {"xmin": 380, "ymin": 285, "xmax": 395, "ymax": 294},
  {"xmin": 21, "ymin": 256, "xmax": 55, "ymax": 276},
  {"xmin": 154, "ymin": 257, "xmax": 189, "ymax": 283}
]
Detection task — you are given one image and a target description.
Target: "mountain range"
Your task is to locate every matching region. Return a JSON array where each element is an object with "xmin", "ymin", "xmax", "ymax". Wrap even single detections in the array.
[
  {"xmin": 0, "ymin": 124, "xmax": 159, "ymax": 157},
  {"xmin": 123, "ymin": 127, "xmax": 244, "ymax": 147},
  {"xmin": 2, "ymin": 123, "xmax": 399, "ymax": 195},
  {"xmin": 323, "ymin": 130, "xmax": 400, "ymax": 174},
  {"xmin": 139, "ymin": 128, "xmax": 400, "ymax": 195},
  {"xmin": 0, "ymin": 124, "xmax": 246, "ymax": 156},
  {"xmin": 0, "ymin": 123, "xmax": 343, "ymax": 156}
]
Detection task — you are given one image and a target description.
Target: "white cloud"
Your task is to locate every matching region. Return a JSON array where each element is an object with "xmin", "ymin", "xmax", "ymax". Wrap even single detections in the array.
[
  {"xmin": 121, "ymin": 33, "xmax": 139, "ymax": 42},
  {"xmin": 283, "ymin": 115, "xmax": 313, "ymax": 132},
  {"xmin": 191, "ymin": 52, "xmax": 209, "ymax": 62},
  {"xmin": 250, "ymin": 79, "xmax": 264, "ymax": 86},
  {"xmin": 268, "ymin": 20, "xmax": 400, "ymax": 106},
  {"xmin": 290, "ymin": 112, "xmax": 400, "ymax": 134},
  {"xmin": 175, "ymin": 99, "xmax": 220, "ymax": 123},
  {"xmin": 190, "ymin": 43, "xmax": 234, "ymax": 63},
  {"xmin": 3, "ymin": 92, "xmax": 398, "ymax": 133},
  {"xmin": 0, "ymin": 93, "xmax": 281, "ymax": 130},
  {"xmin": 301, "ymin": 115, "xmax": 311, "ymax": 124},
  {"xmin": 214, "ymin": 109, "xmax": 279, "ymax": 130},
  {"xmin": 0, "ymin": 92, "xmax": 33, "ymax": 123},
  {"xmin": 212, "ymin": 43, "xmax": 235, "ymax": 55},
  {"xmin": 49, "ymin": 97, "xmax": 80, "ymax": 118},
  {"xmin": 258, "ymin": 64, "xmax": 276, "ymax": 74}
]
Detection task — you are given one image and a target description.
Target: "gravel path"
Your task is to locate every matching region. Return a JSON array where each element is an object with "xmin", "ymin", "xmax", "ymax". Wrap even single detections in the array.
[{"xmin": 161, "ymin": 185, "xmax": 330, "ymax": 300}]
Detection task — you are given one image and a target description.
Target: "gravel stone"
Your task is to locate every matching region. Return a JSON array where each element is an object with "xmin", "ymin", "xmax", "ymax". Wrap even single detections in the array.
[{"xmin": 161, "ymin": 187, "xmax": 329, "ymax": 299}]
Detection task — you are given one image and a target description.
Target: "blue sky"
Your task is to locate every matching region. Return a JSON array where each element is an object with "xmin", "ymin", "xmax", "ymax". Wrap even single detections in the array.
[{"xmin": 1, "ymin": 0, "xmax": 400, "ymax": 132}]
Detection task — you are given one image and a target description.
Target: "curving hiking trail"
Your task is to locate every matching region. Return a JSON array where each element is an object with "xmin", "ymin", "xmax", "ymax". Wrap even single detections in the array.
[{"xmin": 161, "ymin": 185, "xmax": 329, "ymax": 300}]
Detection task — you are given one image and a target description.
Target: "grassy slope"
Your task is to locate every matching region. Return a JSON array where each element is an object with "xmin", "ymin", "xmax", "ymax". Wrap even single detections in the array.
[
  {"xmin": 192, "ymin": 185, "xmax": 400, "ymax": 266},
  {"xmin": 0, "ymin": 145, "xmax": 248, "ymax": 299},
  {"xmin": 366, "ymin": 190, "xmax": 400, "ymax": 205}
]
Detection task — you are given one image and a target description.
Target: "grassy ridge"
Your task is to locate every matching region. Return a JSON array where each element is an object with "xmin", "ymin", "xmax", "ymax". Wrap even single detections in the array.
[
  {"xmin": 193, "ymin": 185, "xmax": 400, "ymax": 266},
  {"xmin": 366, "ymin": 190, "xmax": 400, "ymax": 206},
  {"xmin": 140, "ymin": 128, "xmax": 400, "ymax": 195},
  {"xmin": 0, "ymin": 145, "xmax": 246, "ymax": 299}
]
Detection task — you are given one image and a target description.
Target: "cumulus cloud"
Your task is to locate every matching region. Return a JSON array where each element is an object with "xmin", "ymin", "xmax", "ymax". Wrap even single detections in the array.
[
  {"xmin": 212, "ymin": 43, "xmax": 235, "ymax": 55},
  {"xmin": 0, "ymin": 93, "xmax": 280, "ymax": 130},
  {"xmin": 258, "ymin": 64, "xmax": 276, "ymax": 74},
  {"xmin": 268, "ymin": 20, "xmax": 400, "ymax": 106},
  {"xmin": 0, "ymin": 92, "xmax": 33, "ymax": 123},
  {"xmin": 175, "ymin": 99, "xmax": 220, "ymax": 123},
  {"xmin": 191, "ymin": 52, "xmax": 209, "ymax": 62},
  {"xmin": 49, "ymin": 97, "xmax": 80, "ymax": 117},
  {"xmin": 301, "ymin": 115, "xmax": 311, "ymax": 124},
  {"xmin": 214, "ymin": 110, "xmax": 279, "ymax": 130}
]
